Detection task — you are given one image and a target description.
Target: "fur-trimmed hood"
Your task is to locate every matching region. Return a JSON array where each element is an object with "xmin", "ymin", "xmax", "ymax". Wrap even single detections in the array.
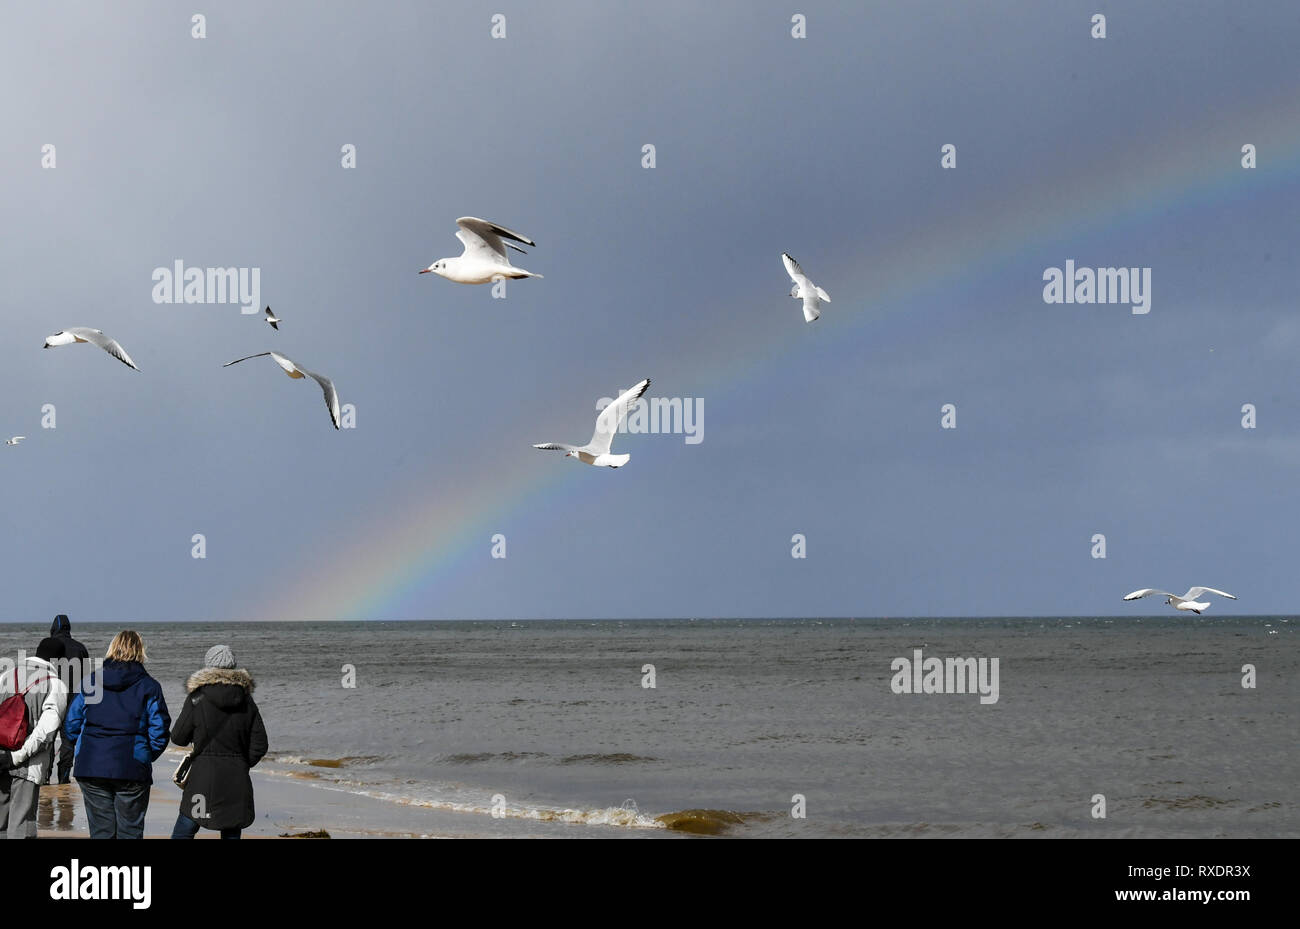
[{"xmin": 186, "ymin": 667, "xmax": 255, "ymax": 694}]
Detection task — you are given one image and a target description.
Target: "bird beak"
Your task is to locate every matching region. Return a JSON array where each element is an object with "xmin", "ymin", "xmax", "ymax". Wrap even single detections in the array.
[{"xmin": 419, "ymin": 268, "xmax": 432, "ymax": 274}]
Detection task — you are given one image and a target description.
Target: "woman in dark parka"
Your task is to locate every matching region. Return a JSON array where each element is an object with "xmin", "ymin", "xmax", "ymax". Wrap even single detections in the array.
[{"xmin": 169, "ymin": 645, "xmax": 268, "ymax": 839}]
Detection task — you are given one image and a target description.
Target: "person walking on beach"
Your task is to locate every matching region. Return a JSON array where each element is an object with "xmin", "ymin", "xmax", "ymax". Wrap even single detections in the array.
[
  {"xmin": 0, "ymin": 638, "xmax": 70, "ymax": 838},
  {"xmin": 170, "ymin": 645, "xmax": 268, "ymax": 840},
  {"xmin": 64, "ymin": 630, "xmax": 170, "ymax": 839},
  {"xmin": 48, "ymin": 614, "xmax": 90, "ymax": 784}
]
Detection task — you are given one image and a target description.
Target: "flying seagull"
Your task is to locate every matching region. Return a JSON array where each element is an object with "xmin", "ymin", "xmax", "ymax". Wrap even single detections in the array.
[
  {"xmin": 1123, "ymin": 587, "xmax": 1237, "ymax": 615},
  {"xmin": 782, "ymin": 253, "xmax": 830, "ymax": 323},
  {"xmin": 5, "ymin": 437, "xmax": 25, "ymax": 446},
  {"xmin": 264, "ymin": 306, "xmax": 281, "ymax": 330},
  {"xmin": 534, "ymin": 378, "xmax": 651, "ymax": 468},
  {"xmin": 43, "ymin": 328, "xmax": 139, "ymax": 371},
  {"xmin": 420, "ymin": 217, "xmax": 543, "ymax": 284},
  {"xmin": 223, "ymin": 351, "xmax": 341, "ymax": 430}
]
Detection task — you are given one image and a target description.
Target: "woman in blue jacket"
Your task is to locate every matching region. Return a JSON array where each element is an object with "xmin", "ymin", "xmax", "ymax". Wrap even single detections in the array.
[{"xmin": 63, "ymin": 630, "xmax": 171, "ymax": 839}]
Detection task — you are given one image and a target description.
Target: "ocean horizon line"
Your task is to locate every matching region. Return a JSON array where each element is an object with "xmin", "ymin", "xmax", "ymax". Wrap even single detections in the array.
[{"xmin": 0, "ymin": 614, "xmax": 1293, "ymax": 625}]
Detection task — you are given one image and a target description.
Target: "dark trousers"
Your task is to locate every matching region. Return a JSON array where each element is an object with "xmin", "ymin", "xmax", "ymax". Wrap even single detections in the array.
[
  {"xmin": 78, "ymin": 777, "xmax": 149, "ymax": 839},
  {"xmin": 55, "ymin": 736, "xmax": 75, "ymax": 784},
  {"xmin": 171, "ymin": 811, "xmax": 241, "ymax": 839}
]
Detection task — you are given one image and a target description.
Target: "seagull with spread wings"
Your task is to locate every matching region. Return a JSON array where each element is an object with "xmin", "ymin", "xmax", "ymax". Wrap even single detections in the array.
[
  {"xmin": 223, "ymin": 351, "xmax": 341, "ymax": 430},
  {"xmin": 782, "ymin": 253, "xmax": 830, "ymax": 323},
  {"xmin": 420, "ymin": 217, "xmax": 543, "ymax": 284},
  {"xmin": 1123, "ymin": 586, "xmax": 1237, "ymax": 614},
  {"xmin": 534, "ymin": 379, "xmax": 651, "ymax": 469},
  {"xmin": 43, "ymin": 328, "xmax": 140, "ymax": 371}
]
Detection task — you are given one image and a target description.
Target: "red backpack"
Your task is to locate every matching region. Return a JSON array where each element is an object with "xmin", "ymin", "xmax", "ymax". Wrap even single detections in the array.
[{"xmin": 0, "ymin": 669, "xmax": 50, "ymax": 752}]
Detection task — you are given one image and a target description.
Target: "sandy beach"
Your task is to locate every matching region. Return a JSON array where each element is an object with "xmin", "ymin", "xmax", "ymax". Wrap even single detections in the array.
[
  {"xmin": 36, "ymin": 749, "xmax": 666, "ymax": 838},
  {"xmin": 35, "ymin": 752, "xmax": 466, "ymax": 839}
]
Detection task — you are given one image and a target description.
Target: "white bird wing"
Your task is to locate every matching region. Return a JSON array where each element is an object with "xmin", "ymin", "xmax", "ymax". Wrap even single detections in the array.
[
  {"xmin": 588, "ymin": 378, "xmax": 650, "ymax": 455},
  {"xmin": 226, "ymin": 350, "xmax": 301, "ymax": 379},
  {"xmin": 266, "ymin": 351, "xmax": 306, "ymax": 378},
  {"xmin": 67, "ymin": 328, "xmax": 139, "ymax": 371},
  {"xmin": 1182, "ymin": 587, "xmax": 1236, "ymax": 601},
  {"xmin": 224, "ymin": 352, "xmax": 338, "ymax": 429},
  {"xmin": 782, "ymin": 253, "xmax": 810, "ymax": 287},
  {"xmin": 456, "ymin": 217, "xmax": 534, "ymax": 263},
  {"xmin": 1123, "ymin": 589, "xmax": 1175, "ymax": 601},
  {"xmin": 301, "ymin": 367, "xmax": 341, "ymax": 430},
  {"xmin": 533, "ymin": 442, "xmax": 578, "ymax": 452},
  {"xmin": 223, "ymin": 351, "xmax": 274, "ymax": 368}
]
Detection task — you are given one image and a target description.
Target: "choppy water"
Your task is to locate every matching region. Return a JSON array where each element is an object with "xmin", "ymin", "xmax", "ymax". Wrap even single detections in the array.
[{"xmin": 3, "ymin": 617, "xmax": 1295, "ymax": 837}]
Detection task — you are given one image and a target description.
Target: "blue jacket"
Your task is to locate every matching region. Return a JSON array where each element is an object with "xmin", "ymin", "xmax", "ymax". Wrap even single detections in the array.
[{"xmin": 64, "ymin": 660, "xmax": 171, "ymax": 784}]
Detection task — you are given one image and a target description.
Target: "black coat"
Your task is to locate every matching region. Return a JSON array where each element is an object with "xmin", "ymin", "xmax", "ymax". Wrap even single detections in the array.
[
  {"xmin": 49, "ymin": 616, "xmax": 90, "ymax": 684},
  {"xmin": 171, "ymin": 668, "xmax": 268, "ymax": 831}
]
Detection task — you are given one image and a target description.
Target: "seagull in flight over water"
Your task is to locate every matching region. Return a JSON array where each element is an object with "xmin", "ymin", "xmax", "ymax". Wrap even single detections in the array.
[
  {"xmin": 533, "ymin": 378, "xmax": 651, "ymax": 468},
  {"xmin": 1123, "ymin": 586, "xmax": 1237, "ymax": 614}
]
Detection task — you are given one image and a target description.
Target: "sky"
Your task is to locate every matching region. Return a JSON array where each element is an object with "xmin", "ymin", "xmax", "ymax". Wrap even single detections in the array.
[{"xmin": 1, "ymin": 1, "xmax": 1297, "ymax": 621}]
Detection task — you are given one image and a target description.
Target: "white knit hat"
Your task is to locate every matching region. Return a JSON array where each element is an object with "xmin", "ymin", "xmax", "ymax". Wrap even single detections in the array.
[{"xmin": 204, "ymin": 644, "xmax": 236, "ymax": 669}]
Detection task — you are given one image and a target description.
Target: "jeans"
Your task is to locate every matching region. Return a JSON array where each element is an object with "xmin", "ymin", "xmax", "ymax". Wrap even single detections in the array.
[
  {"xmin": 171, "ymin": 810, "xmax": 241, "ymax": 840},
  {"xmin": 77, "ymin": 777, "xmax": 149, "ymax": 839}
]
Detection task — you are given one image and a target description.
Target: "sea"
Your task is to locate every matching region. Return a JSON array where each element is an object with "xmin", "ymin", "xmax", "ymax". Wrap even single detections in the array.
[{"xmin": 2, "ymin": 617, "xmax": 1294, "ymax": 838}]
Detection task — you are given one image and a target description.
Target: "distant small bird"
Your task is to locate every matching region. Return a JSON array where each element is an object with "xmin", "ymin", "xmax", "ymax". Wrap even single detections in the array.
[
  {"xmin": 421, "ymin": 217, "xmax": 543, "ymax": 284},
  {"xmin": 264, "ymin": 306, "xmax": 281, "ymax": 330},
  {"xmin": 1123, "ymin": 586, "xmax": 1237, "ymax": 615},
  {"xmin": 43, "ymin": 328, "xmax": 139, "ymax": 371},
  {"xmin": 223, "ymin": 351, "xmax": 341, "ymax": 430},
  {"xmin": 782, "ymin": 253, "xmax": 830, "ymax": 323},
  {"xmin": 5, "ymin": 436, "xmax": 25, "ymax": 446},
  {"xmin": 534, "ymin": 378, "xmax": 650, "ymax": 469}
]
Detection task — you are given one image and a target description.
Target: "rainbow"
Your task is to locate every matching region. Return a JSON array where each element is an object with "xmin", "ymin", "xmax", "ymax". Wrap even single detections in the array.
[{"xmin": 258, "ymin": 87, "xmax": 1300, "ymax": 621}]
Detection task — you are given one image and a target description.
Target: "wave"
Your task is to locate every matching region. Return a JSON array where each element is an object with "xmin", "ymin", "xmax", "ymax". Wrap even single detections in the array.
[
  {"xmin": 558, "ymin": 752, "xmax": 657, "ymax": 765},
  {"xmin": 268, "ymin": 750, "xmax": 655, "ymax": 767},
  {"xmin": 294, "ymin": 779, "xmax": 669, "ymax": 830},
  {"xmin": 440, "ymin": 751, "xmax": 550, "ymax": 764},
  {"xmin": 266, "ymin": 754, "xmax": 385, "ymax": 769},
  {"xmin": 257, "ymin": 766, "xmax": 763, "ymax": 834},
  {"xmin": 1142, "ymin": 794, "xmax": 1237, "ymax": 811},
  {"xmin": 655, "ymin": 808, "xmax": 769, "ymax": 835}
]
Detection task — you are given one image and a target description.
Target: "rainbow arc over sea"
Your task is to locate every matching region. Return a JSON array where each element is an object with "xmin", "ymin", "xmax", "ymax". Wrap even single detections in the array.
[{"xmin": 258, "ymin": 89, "xmax": 1300, "ymax": 621}]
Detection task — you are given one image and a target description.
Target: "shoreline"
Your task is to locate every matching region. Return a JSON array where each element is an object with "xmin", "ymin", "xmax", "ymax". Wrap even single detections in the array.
[
  {"xmin": 35, "ymin": 757, "xmax": 466, "ymax": 839},
  {"xmin": 34, "ymin": 754, "xmax": 675, "ymax": 839}
]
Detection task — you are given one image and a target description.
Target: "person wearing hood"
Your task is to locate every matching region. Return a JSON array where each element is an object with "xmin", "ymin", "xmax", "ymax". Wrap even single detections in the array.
[
  {"xmin": 48, "ymin": 614, "xmax": 90, "ymax": 784},
  {"xmin": 63, "ymin": 630, "xmax": 170, "ymax": 839},
  {"xmin": 170, "ymin": 645, "xmax": 268, "ymax": 839},
  {"xmin": 0, "ymin": 638, "xmax": 70, "ymax": 838}
]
